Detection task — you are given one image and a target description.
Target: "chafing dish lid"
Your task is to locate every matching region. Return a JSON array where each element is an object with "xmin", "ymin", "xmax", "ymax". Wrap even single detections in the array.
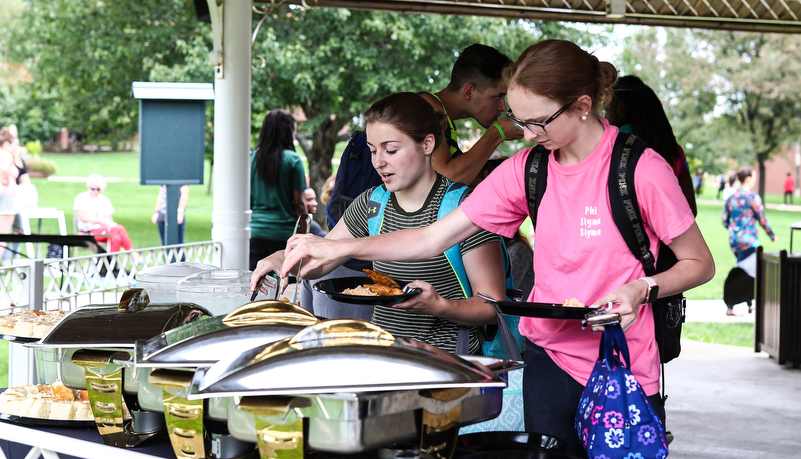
[
  {"xmin": 134, "ymin": 300, "xmax": 318, "ymax": 368},
  {"xmin": 188, "ymin": 319, "xmax": 506, "ymax": 398},
  {"xmin": 134, "ymin": 261, "xmax": 218, "ymax": 284},
  {"xmin": 135, "ymin": 322, "xmax": 307, "ymax": 368},
  {"xmin": 28, "ymin": 303, "xmax": 211, "ymax": 349}
]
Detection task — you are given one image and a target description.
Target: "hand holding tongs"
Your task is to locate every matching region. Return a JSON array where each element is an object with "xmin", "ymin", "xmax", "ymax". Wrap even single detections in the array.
[
  {"xmin": 251, "ymin": 214, "xmax": 313, "ymax": 303},
  {"xmin": 289, "ymin": 214, "xmax": 313, "ymax": 304}
]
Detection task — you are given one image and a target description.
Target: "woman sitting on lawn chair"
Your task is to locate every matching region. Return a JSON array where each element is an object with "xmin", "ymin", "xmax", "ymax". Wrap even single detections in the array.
[{"xmin": 73, "ymin": 173, "xmax": 137, "ymax": 255}]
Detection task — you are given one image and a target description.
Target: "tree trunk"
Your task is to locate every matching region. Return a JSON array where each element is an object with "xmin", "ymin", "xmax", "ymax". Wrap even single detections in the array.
[
  {"xmin": 300, "ymin": 116, "xmax": 346, "ymax": 229},
  {"xmin": 757, "ymin": 151, "xmax": 767, "ymax": 201}
]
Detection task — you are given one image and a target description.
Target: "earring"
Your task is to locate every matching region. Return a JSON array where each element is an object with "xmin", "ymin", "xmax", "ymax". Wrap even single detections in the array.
[{"xmin": 581, "ymin": 112, "xmax": 588, "ymax": 121}]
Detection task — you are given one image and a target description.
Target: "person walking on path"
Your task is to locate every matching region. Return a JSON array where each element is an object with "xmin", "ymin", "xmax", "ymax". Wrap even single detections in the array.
[
  {"xmin": 693, "ymin": 168, "xmax": 704, "ymax": 198},
  {"xmin": 716, "ymin": 173, "xmax": 726, "ymax": 201},
  {"xmin": 783, "ymin": 172, "xmax": 795, "ymax": 205},
  {"xmin": 722, "ymin": 167, "xmax": 776, "ymax": 315}
]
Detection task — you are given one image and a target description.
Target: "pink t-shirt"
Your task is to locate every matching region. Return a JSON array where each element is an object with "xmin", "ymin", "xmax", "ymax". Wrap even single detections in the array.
[{"xmin": 462, "ymin": 120, "xmax": 695, "ymax": 395}]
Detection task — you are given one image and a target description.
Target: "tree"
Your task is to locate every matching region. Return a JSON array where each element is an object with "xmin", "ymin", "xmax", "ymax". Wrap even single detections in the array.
[
  {"xmin": 618, "ymin": 28, "xmax": 801, "ymax": 198},
  {"xmin": 3, "ymin": 0, "xmax": 209, "ymax": 145}
]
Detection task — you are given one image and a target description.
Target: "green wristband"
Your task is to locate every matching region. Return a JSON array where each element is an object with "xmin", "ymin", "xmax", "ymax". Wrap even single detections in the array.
[{"xmin": 492, "ymin": 121, "xmax": 506, "ymax": 142}]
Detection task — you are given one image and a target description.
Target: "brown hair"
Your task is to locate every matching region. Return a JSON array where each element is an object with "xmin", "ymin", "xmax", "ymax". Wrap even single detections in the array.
[
  {"xmin": 503, "ymin": 40, "xmax": 618, "ymax": 116},
  {"xmin": 363, "ymin": 92, "xmax": 446, "ymax": 152},
  {"xmin": 737, "ymin": 167, "xmax": 754, "ymax": 184}
]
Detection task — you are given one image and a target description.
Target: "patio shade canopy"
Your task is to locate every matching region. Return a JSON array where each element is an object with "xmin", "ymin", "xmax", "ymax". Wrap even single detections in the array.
[{"xmin": 271, "ymin": 0, "xmax": 801, "ymax": 34}]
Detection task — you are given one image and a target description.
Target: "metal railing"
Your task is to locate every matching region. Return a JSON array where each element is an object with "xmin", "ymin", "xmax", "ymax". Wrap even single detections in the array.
[
  {"xmin": 0, "ymin": 241, "xmax": 222, "ymax": 315},
  {"xmin": 1, "ymin": 241, "xmax": 222, "ymax": 386}
]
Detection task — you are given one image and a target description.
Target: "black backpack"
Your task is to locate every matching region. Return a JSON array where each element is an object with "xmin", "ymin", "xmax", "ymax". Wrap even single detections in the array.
[
  {"xmin": 325, "ymin": 130, "xmax": 383, "ymax": 230},
  {"xmin": 324, "ymin": 130, "xmax": 384, "ymax": 269},
  {"xmin": 524, "ymin": 132, "xmax": 686, "ymax": 364}
]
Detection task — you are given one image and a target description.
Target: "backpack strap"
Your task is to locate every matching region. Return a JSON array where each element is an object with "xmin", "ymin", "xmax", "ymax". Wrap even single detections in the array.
[
  {"xmin": 438, "ymin": 182, "xmax": 472, "ymax": 298},
  {"xmin": 366, "ymin": 185, "xmax": 390, "ymax": 237},
  {"xmin": 607, "ymin": 133, "xmax": 656, "ymax": 276},
  {"xmin": 524, "ymin": 145, "xmax": 551, "ymax": 230}
]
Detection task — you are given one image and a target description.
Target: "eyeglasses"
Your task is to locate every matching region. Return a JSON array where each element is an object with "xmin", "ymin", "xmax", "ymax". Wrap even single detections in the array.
[
  {"xmin": 506, "ymin": 101, "xmax": 575, "ymax": 136},
  {"xmin": 89, "ymin": 187, "xmax": 101, "ymax": 191}
]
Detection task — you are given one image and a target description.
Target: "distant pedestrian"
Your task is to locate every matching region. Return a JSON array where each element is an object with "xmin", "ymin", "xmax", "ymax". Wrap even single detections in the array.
[
  {"xmin": 716, "ymin": 173, "xmax": 726, "ymax": 201},
  {"xmin": 783, "ymin": 172, "xmax": 795, "ymax": 205},
  {"xmin": 693, "ymin": 168, "xmax": 704, "ymax": 198},
  {"xmin": 722, "ymin": 167, "xmax": 776, "ymax": 316},
  {"xmin": 151, "ymin": 184, "xmax": 189, "ymax": 245}
]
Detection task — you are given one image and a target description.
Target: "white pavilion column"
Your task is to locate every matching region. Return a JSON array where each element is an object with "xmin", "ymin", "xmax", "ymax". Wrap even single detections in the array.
[{"xmin": 211, "ymin": 0, "xmax": 251, "ymax": 269}]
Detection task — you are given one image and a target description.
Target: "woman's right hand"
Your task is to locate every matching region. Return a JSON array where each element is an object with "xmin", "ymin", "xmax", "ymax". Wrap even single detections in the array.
[
  {"xmin": 251, "ymin": 251, "xmax": 287, "ymax": 295},
  {"xmin": 282, "ymin": 234, "xmax": 344, "ymax": 278}
]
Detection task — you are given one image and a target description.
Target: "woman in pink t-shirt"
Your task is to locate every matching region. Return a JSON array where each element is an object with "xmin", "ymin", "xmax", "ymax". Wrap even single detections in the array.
[{"xmin": 274, "ymin": 40, "xmax": 715, "ymax": 455}]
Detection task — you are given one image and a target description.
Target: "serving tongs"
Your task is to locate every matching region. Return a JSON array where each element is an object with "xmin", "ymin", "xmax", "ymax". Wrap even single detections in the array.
[
  {"xmin": 251, "ymin": 214, "xmax": 312, "ymax": 303},
  {"xmin": 290, "ymin": 213, "xmax": 312, "ymax": 304}
]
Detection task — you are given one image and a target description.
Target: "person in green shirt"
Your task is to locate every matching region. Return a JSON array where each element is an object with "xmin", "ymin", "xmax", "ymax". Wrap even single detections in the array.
[{"xmin": 249, "ymin": 109, "xmax": 307, "ymax": 270}]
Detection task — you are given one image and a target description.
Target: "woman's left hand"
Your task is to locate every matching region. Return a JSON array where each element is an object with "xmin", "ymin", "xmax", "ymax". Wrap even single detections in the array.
[
  {"xmin": 591, "ymin": 279, "xmax": 647, "ymax": 331},
  {"xmin": 391, "ymin": 280, "xmax": 446, "ymax": 316}
]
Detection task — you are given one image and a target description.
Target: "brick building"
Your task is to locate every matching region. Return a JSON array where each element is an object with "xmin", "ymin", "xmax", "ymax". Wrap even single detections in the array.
[{"xmin": 763, "ymin": 143, "xmax": 801, "ymax": 196}]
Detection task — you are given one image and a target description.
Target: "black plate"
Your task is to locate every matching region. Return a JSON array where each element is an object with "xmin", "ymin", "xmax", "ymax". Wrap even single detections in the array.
[
  {"xmin": 313, "ymin": 276, "xmax": 421, "ymax": 306},
  {"xmin": 486, "ymin": 300, "xmax": 598, "ymax": 320},
  {"xmin": 0, "ymin": 411, "xmax": 95, "ymax": 428},
  {"xmin": 1, "ymin": 333, "xmax": 40, "ymax": 343}
]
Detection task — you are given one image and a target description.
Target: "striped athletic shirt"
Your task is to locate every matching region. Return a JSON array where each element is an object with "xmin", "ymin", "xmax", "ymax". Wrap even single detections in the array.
[{"xmin": 342, "ymin": 174, "xmax": 498, "ymax": 354}]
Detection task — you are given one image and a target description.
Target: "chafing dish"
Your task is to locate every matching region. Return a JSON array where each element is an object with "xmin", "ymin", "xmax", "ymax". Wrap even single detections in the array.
[
  {"xmin": 25, "ymin": 296, "xmax": 212, "ymax": 448},
  {"xmin": 190, "ymin": 319, "xmax": 519, "ymax": 459},
  {"xmin": 132, "ymin": 301, "xmax": 318, "ymax": 459}
]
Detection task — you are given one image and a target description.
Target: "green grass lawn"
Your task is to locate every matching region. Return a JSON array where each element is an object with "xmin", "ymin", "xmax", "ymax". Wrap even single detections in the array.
[
  {"xmin": 682, "ymin": 322, "xmax": 754, "ymax": 347},
  {"xmin": 31, "ymin": 152, "xmax": 215, "ymax": 248}
]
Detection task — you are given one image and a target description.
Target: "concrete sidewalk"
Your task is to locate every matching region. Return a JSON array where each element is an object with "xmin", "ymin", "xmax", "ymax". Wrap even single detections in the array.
[
  {"xmin": 664, "ymin": 299, "xmax": 801, "ymax": 458},
  {"xmin": 685, "ymin": 299, "xmax": 755, "ymax": 323}
]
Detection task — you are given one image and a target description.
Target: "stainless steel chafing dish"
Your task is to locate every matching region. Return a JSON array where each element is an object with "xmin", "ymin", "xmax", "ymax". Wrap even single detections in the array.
[
  {"xmin": 132, "ymin": 300, "xmax": 318, "ymax": 459},
  {"xmin": 25, "ymin": 290, "xmax": 212, "ymax": 448},
  {"xmin": 189, "ymin": 319, "xmax": 519, "ymax": 459}
]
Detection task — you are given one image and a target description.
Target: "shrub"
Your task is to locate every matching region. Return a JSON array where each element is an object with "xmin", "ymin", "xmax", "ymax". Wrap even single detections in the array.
[
  {"xmin": 26, "ymin": 156, "xmax": 57, "ymax": 177},
  {"xmin": 25, "ymin": 140, "xmax": 43, "ymax": 155}
]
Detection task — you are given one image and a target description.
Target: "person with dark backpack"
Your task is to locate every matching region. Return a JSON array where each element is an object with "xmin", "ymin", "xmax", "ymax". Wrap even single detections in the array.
[{"xmin": 277, "ymin": 40, "xmax": 715, "ymax": 457}]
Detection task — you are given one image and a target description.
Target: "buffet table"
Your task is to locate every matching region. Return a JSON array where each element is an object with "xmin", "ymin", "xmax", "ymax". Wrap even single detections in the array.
[{"xmin": 0, "ymin": 419, "xmax": 174, "ymax": 459}]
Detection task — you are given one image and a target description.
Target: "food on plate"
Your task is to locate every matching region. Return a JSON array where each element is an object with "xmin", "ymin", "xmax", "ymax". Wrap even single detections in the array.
[
  {"xmin": 342, "ymin": 283, "xmax": 404, "ymax": 297},
  {"xmin": 342, "ymin": 285, "xmax": 379, "ymax": 297},
  {"xmin": 366, "ymin": 284, "xmax": 404, "ymax": 296},
  {"xmin": 562, "ymin": 298, "xmax": 585, "ymax": 308},
  {"xmin": 363, "ymin": 269, "xmax": 401, "ymax": 289},
  {"xmin": 340, "ymin": 271, "xmax": 406, "ymax": 297},
  {"xmin": 0, "ymin": 309, "xmax": 68, "ymax": 338},
  {"xmin": 0, "ymin": 380, "xmax": 125, "ymax": 421}
]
